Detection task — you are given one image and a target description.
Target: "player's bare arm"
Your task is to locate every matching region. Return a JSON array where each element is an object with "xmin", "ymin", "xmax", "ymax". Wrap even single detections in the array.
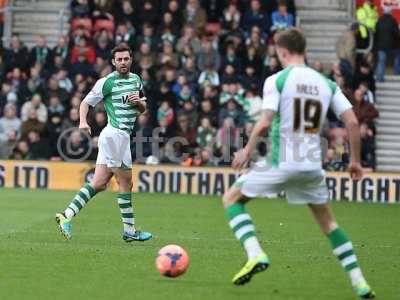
[
  {"xmin": 79, "ymin": 100, "xmax": 91, "ymax": 135},
  {"xmin": 341, "ymin": 108, "xmax": 363, "ymax": 180},
  {"xmin": 232, "ymin": 109, "xmax": 275, "ymax": 170}
]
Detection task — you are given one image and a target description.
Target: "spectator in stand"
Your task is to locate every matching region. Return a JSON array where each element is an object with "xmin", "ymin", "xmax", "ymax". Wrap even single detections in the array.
[
  {"xmin": 198, "ymin": 63, "xmax": 220, "ymax": 88},
  {"xmin": 29, "ymin": 35, "xmax": 51, "ymax": 69},
  {"xmin": 197, "ymin": 39, "xmax": 221, "ymax": 72},
  {"xmin": 270, "ymin": 0, "xmax": 294, "ymax": 34},
  {"xmin": 91, "ymin": 110, "xmax": 107, "ymax": 137},
  {"xmin": 216, "ymin": 117, "xmax": 240, "ymax": 165},
  {"xmin": 11, "ymin": 140, "xmax": 31, "ymax": 160},
  {"xmin": 202, "ymin": 0, "xmax": 224, "ymax": 23},
  {"xmin": 48, "ymin": 95, "xmax": 65, "ymax": 118},
  {"xmin": 58, "ymin": 129, "xmax": 90, "ymax": 161},
  {"xmin": 221, "ymin": 42, "xmax": 242, "ymax": 74},
  {"xmin": 360, "ymin": 122, "xmax": 375, "ymax": 170},
  {"xmin": 0, "ymin": 103, "xmax": 21, "ymax": 158},
  {"xmin": 136, "ymin": 23, "xmax": 159, "ymax": 52},
  {"xmin": 139, "ymin": 0, "xmax": 158, "ymax": 26},
  {"xmin": 164, "ymin": 0, "xmax": 183, "ymax": 30},
  {"xmin": 218, "ymin": 98, "xmax": 245, "ymax": 128},
  {"xmin": 245, "ymin": 25, "xmax": 267, "ymax": 57},
  {"xmin": 196, "ymin": 117, "xmax": 216, "ymax": 149},
  {"xmin": 175, "ymin": 114, "xmax": 197, "ymax": 154},
  {"xmin": 323, "ymin": 148, "xmax": 346, "ymax": 171},
  {"xmin": 356, "ymin": 0, "xmax": 378, "ymax": 40},
  {"xmin": 352, "ymin": 88, "xmax": 379, "ymax": 125},
  {"xmin": 70, "ymin": 0, "xmax": 93, "ymax": 18},
  {"xmin": 177, "ymin": 84, "xmax": 195, "ymax": 106},
  {"xmin": 172, "ymin": 73, "xmax": 188, "ymax": 97},
  {"xmin": 374, "ymin": 6, "xmax": 400, "ymax": 82},
  {"xmin": 221, "ymin": 2, "xmax": 241, "ymax": 33},
  {"xmin": 132, "ymin": 113, "xmax": 153, "ymax": 162},
  {"xmin": 45, "ymin": 111, "xmax": 63, "ymax": 158},
  {"xmin": 262, "ymin": 55, "xmax": 281, "ymax": 79},
  {"xmin": 181, "ymin": 56, "xmax": 198, "ymax": 86},
  {"xmin": 115, "ymin": 0, "xmax": 136, "ymax": 26},
  {"xmin": 359, "ymin": 82, "xmax": 375, "ymax": 105},
  {"xmin": 242, "ymin": 65, "xmax": 260, "ymax": 91},
  {"xmin": 199, "ymin": 98, "xmax": 218, "ymax": 127},
  {"xmin": 176, "ymin": 25, "xmax": 202, "ymax": 54},
  {"xmin": 336, "ymin": 23, "xmax": 359, "ymax": 85},
  {"xmin": 20, "ymin": 109, "xmax": 45, "ymax": 140},
  {"xmin": 178, "ymin": 99, "xmax": 198, "ymax": 128},
  {"xmin": 70, "ymin": 37, "xmax": 96, "ymax": 65},
  {"xmin": 157, "ymin": 100, "xmax": 174, "ymax": 129},
  {"xmin": 183, "ymin": 0, "xmax": 207, "ymax": 33},
  {"xmin": 61, "ymin": 107, "xmax": 80, "ymax": 132},
  {"xmin": 115, "ymin": 22, "xmax": 135, "ymax": 49},
  {"xmin": 221, "ymin": 64, "xmax": 239, "ymax": 84},
  {"xmin": 52, "ymin": 36, "xmax": 69, "ymax": 62},
  {"xmin": 3, "ymin": 36, "xmax": 29, "ymax": 72},
  {"xmin": 25, "ymin": 64, "xmax": 44, "ymax": 101},
  {"xmin": 157, "ymin": 11, "xmax": 179, "ymax": 37},
  {"xmin": 243, "ymin": 45, "xmax": 262, "ymax": 75},
  {"xmin": 312, "ymin": 60, "xmax": 324, "ymax": 74},
  {"xmin": 242, "ymin": 89, "xmax": 262, "ymax": 122},
  {"xmin": 242, "ymin": 0, "xmax": 270, "ymax": 35},
  {"xmin": 56, "ymin": 69, "xmax": 74, "ymax": 93},
  {"xmin": 69, "ymin": 53, "xmax": 95, "ymax": 78},
  {"xmin": 45, "ymin": 76, "xmax": 70, "ymax": 105},
  {"xmin": 21, "ymin": 94, "xmax": 47, "ymax": 123},
  {"xmin": 95, "ymin": 30, "xmax": 113, "ymax": 61},
  {"xmin": 353, "ymin": 60, "xmax": 376, "ymax": 92},
  {"xmin": 26, "ymin": 130, "xmax": 49, "ymax": 160},
  {"xmin": 264, "ymin": 0, "xmax": 296, "ymax": 19},
  {"xmin": 158, "ymin": 40, "xmax": 180, "ymax": 69}
]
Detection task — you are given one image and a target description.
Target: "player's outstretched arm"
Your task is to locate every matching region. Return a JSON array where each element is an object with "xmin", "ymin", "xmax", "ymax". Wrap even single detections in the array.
[
  {"xmin": 341, "ymin": 108, "xmax": 363, "ymax": 180},
  {"xmin": 79, "ymin": 101, "xmax": 92, "ymax": 135},
  {"xmin": 232, "ymin": 109, "xmax": 275, "ymax": 170}
]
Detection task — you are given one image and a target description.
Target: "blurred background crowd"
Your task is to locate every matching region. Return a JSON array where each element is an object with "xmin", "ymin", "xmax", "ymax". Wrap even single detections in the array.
[{"xmin": 0, "ymin": 0, "xmax": 398, "ymax": 171}]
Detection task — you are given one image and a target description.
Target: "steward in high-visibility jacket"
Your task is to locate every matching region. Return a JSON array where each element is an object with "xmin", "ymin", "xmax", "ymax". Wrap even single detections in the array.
[{"xmin": 356, "ymin": 1, "xmax": 378, "ymax": 39}]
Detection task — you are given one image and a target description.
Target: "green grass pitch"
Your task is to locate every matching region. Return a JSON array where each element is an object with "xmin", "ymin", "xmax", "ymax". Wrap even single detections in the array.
[{"xmin": 0, "ymin": 188, "xmax": 398, "ymax": 300}]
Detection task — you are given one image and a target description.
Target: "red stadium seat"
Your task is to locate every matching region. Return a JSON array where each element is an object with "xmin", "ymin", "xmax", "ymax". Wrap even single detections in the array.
[
  {"xmin": 94, "ymin": 19, "xmax": 115, "ymax": 35},
  {"xmin": 71, "ymin": 17, "xmax": 93, "ymax": 32}
]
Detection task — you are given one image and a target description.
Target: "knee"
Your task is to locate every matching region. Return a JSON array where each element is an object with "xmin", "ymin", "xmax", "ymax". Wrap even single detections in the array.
[
  {"xmin": 119, "ymin": 178, "xmax": 132, "ymax": 191},
  {"xmin": 222, "ymin": 192, "xmax": 232, "ymax": 208},
  {"xmin": 222, "ymin": 188, "xmax": 243, "ymax": 209},
  {"xmin": 91, "ymin": 180, "xmax": 107, "ymax": 192}
]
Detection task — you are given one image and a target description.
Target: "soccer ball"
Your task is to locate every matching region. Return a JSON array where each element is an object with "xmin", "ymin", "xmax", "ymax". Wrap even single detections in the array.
[{"xmin": 156, "ymin": 245, "xmax": 189, "ymax": 277}]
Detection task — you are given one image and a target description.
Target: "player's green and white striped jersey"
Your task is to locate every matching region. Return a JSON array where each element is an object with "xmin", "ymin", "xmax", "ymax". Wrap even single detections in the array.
[
  {"xmin": 262, "ymin": 65, "xmax": 352, "ymax": 170},
  {"xmin": 83, "ymin": 72, "xmax": 144, "ymax": 134}
]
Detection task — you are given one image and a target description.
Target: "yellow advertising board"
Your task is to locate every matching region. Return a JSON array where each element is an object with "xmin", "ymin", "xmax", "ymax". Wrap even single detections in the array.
[{"xmin": 0, "ymin": 160, "xmax": 399, "ymax": 203}]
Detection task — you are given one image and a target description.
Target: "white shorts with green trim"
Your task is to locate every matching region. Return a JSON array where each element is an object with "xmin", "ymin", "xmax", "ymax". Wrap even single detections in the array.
[
  {"xmin": 235, "ymin": 161, "xmax": 329, "ymax": 204},
  {"xmin": 96, "ymin": 125, "xmax": 132, "ymax": 169}
]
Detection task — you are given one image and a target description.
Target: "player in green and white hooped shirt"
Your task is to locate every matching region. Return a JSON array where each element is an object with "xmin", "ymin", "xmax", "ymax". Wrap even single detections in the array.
[
  {"xmin": 222, "ymin": 29, "xmax": 375, "ymax": 298},
  {"xmin": 55, "ymin": 43, "xmax": 152, "ymax": 242}
]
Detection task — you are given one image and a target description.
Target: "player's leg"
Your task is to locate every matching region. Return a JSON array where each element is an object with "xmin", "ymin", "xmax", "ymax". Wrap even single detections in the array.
[
  {"xmin": 308, "ymin": 203, "xmax": 375, "ymax": 299},
  {"xmin": 223, "ymin": 175, "xmax": 271, "ymax": 285},
  {"xmin": 113, "ymin": 167, "xmax": 152, "ymax": 242},
  {"xmin": 55, "ymin": 165, "xmax": 112, "ymax": 239}
]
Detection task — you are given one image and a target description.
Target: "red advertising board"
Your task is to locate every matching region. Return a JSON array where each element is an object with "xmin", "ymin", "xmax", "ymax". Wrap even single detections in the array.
[{"xmin": 356, "ymin": 0, "xmax": 400, "ymax": 22}]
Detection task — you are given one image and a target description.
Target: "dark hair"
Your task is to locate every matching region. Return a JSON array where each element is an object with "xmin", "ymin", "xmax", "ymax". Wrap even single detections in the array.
[
  {"xmin": 278, "ymin": 0, "xmax": 287, "ymax": 7},
  {"xmin": 275, "ymin": 28, "xmax": 306, "ymax": 55},
  {"xmin": 111, "ymin": 43, "xmax": 133, "ymax": 59}
]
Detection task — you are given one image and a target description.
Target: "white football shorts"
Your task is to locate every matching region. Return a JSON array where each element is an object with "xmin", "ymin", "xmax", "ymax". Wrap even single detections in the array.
[
  {"xmin": 235, "ymin": 161, "xmax": 329, "ymax": 204},
  {"xmin": 96, "ymin": 125, "xmax": 132, "ymax": 169}
]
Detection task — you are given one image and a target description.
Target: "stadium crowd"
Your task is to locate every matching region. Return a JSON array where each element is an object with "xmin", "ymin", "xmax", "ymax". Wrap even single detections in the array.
[{"xmin": 0, "ymin": 0, "xmax": 395, "ymax": 171}]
